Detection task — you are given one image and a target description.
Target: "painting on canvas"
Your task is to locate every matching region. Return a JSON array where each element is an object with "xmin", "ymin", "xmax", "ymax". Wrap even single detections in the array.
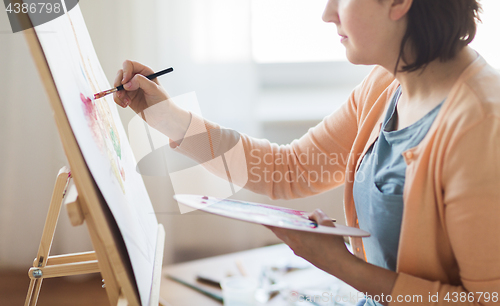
[{"xmin": 32, "ymin": 5, "xmax": 158, "ymax": 305}]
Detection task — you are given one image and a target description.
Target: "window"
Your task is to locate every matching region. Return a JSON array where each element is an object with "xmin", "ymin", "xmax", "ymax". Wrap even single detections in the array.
[
  {"xmin": 251, "ymin": 0, "xmax": 500, "ymax": 69},
  {"xmin": 470, "ymin": 0, "xmax": 500, "ymax": 69},
  {"xmin": 251, "ymin": 0, "xmax": 342, "ymax": 63},
  {"xmin": 251, "ymin": 0, "xmax": 500, "ymax": 125}
]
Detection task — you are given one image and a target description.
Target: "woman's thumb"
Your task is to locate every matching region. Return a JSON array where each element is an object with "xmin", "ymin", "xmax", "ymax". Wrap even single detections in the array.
[{"xmin": 308, "ymin": 209, "xmax": 336, "ymax": 227}]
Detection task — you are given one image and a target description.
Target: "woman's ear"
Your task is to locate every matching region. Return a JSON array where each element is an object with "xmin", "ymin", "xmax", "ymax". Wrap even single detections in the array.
[{"xmin": 389, "ymin": 0, "xmax": 413, "ymax": 21}]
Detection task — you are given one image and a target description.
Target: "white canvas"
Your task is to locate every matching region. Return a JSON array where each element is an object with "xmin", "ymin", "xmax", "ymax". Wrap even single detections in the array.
[{"xmin": 32, "ymin": 6, "xmax": 158, "ymax": 306}]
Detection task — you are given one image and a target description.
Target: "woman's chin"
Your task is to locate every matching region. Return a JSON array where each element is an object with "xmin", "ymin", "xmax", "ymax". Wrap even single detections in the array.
[
  {"xmin": 345, "ymin": 51, "xmax": 378, "ymax": 67},
  {"xmin": 345, "ymin": 53, "xmax": 366, "ymax": 66}
]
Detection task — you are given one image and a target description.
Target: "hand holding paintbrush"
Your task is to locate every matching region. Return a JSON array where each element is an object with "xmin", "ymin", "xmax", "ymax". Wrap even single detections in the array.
[
  {"xmin": 100, "ymin": 60, "xmax": 173, "ymax": 112},
  {"xmin": 108, "ymin": 60, "xmax": 191, "ymax": 142},
  {"xmin": 94, "ymin": 67, "xmax": 173, "ymax": 100}
]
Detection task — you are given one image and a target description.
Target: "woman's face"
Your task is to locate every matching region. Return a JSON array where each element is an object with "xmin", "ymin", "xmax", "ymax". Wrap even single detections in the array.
[{"xmin": 323, "ymin": 0, "xmax": 407, "ymax": 69}]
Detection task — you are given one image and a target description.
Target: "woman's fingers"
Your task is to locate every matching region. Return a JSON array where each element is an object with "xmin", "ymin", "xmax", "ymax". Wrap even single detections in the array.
[
  {"xmin": 121, "ymin": 60, "xmax": 134, "ymax": 84},
  {"xmin": 113, "ymin": 69, "xmax": 127, "ymax": 107},
  {"xmin": 114, "ymin": 69, "xmax": 124, "ymax": 88},
  {"xmin": 123, "ymin": 74, "xmax": 159, "ymax": 95},
  {"xmin": 308, "ymin": 209, "xmax": 336, "ymax": 227},
  {"xmin": 122, "ymin": 60, "xmax": 155, "ymax": 84}
]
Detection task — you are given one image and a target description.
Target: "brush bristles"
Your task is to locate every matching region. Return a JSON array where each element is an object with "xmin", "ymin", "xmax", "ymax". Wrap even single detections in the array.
[{"xmin": 94, "ymin": 88, "xmax": 117, "ymax": 100}]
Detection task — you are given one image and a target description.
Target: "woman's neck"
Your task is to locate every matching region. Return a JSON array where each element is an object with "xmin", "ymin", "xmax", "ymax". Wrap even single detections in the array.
[{"xmin": 392, "ymin": 46, "xmax": 478, "ymax": 106}]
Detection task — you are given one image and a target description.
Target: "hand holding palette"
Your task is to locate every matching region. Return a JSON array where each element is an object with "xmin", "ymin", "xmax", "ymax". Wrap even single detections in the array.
[{"xmin": 174, "ymin": 194, "xmax": 370, "ymax": 237}]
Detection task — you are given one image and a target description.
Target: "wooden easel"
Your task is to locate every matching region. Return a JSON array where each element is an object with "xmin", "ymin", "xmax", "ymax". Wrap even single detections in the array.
[
  {"xmin": 24, "ymin": 166, "xmax": 166, "ymax": 306},
  {"xmin": 24, "ymin": 167, "xmax": 98, "ymax": 306},
  {"xmin": 20, "ymin": 6, "xmax": 167, "ymax": 304}
]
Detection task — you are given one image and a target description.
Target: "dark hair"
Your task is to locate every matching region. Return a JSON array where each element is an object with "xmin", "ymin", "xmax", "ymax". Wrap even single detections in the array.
[{"xmin": 397, "ymin": 0, "xmax": 481, "ymax": 73}]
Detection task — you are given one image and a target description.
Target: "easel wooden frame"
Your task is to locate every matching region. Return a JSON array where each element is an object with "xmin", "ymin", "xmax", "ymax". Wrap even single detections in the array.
[
  {"xmin": 24, "ymin": 167, "xmax": 165, "ymax": 306},
  {"xmin": 21, "ymin": 13, "xmax": 166, "ymax": 306}
]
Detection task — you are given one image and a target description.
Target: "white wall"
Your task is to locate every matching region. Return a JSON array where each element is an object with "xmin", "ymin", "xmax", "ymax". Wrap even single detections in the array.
[{"xmin": 0, "ymin": 8, "xmax": 69, "ymax": 268}]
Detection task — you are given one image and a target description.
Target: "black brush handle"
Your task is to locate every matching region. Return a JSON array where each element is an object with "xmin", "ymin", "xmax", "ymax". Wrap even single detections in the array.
[
  {"xmin": 146, "ymin": 67, "xmax": 174, "ymax": 80},
  {"xmin": 117, "ymin": 67, "xmax": 174, "ymax": 91}
]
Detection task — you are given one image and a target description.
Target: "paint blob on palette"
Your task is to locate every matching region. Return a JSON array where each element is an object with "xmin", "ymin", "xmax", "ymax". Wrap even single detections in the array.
[
  {"xmin": 205, "ymin": 197, "xmax": 317, "ymax": 228},
  {"xmin": 80, "ymin": 92, "xmax": 126, "ymax": 192},
  {"xmin": 175, "ymin": 194, "xmax": 371, "ymax": 237}
]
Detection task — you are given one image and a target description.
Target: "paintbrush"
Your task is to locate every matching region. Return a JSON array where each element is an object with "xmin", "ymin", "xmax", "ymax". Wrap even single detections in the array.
[{"xmin": 93, "ymin": 67, "xmax": 174, "ymax": 100}]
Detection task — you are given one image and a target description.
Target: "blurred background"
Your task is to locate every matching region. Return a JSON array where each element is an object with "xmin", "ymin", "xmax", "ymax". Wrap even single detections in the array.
[{"xmin": 0, "ymin": 0, "xmax": 499, "ymax": 277}]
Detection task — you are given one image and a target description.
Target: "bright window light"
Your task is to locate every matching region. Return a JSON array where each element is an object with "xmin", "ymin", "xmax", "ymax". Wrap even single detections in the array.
[
  {"xmin": 251, "ymin": 0, "xmax": 345, "ymax": 63},
  {"xmin": 252, "ymin": 0, "xmax": 500, "ymax": 68},
  {"xmin": 470, "ymin": 0, "xmax": 500, "ymax": 69}
]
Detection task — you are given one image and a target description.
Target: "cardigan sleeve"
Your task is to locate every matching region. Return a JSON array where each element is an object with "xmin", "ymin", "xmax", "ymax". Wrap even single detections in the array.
[
  {"xmin": 169, "ymin": 66, "xmax": 394, "ymax": 200},
  {"xmin": 171, "ymin": 89, "xmax": 360, "ymax": 199},
  {"xmin": 390, "ymin": 116, "xmax": 500, "ymax": 305}
]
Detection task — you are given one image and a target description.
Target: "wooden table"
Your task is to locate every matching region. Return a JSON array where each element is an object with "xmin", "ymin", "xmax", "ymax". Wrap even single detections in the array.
[{"xmin": 160, "ymin": 244, "xmax": 360, "ymax": 306}]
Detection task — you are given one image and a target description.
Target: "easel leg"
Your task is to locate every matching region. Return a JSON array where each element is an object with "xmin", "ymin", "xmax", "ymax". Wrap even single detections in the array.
[
  {"xmin": 24, "ymin": 167, "xmax": 70, "ymax": 306},
  {"xmin": 24, "ymin": 161, "xmax": 163, "ymax": 306},
  {"xmin": 24, "ymin": 166, "xmax": 132, "ymax": 306},
  {"xmin": 25, "ymin": 277, "xmax": 44, "ymax": 306}
]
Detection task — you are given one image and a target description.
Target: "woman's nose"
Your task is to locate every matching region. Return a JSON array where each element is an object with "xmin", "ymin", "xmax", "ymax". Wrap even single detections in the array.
[{"xmin": 322, "ymin": 0, "xmax": 339, "ymax": 24}]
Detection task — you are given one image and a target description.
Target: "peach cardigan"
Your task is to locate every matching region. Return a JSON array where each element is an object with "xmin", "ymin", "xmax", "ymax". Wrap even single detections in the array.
[{"xmin": 173, "ymin": 56, "xmax": 500, "ymax": 305}]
